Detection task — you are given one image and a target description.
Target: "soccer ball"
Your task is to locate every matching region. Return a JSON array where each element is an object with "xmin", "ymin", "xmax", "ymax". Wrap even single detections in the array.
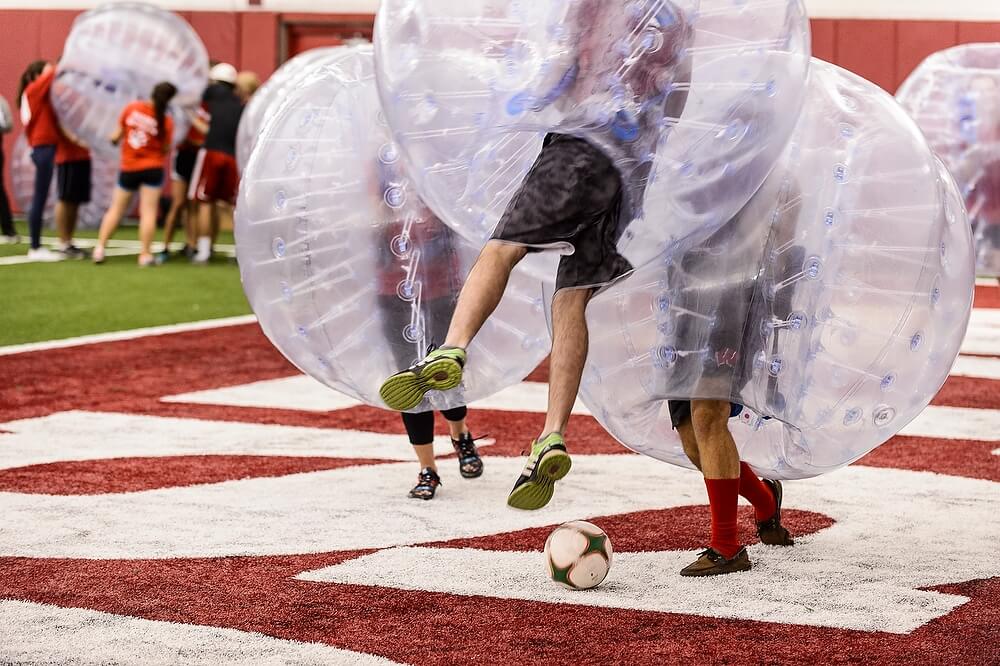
[{"xmin": 544, "ymin": 521, "xmax": 613, "ymax": 590}]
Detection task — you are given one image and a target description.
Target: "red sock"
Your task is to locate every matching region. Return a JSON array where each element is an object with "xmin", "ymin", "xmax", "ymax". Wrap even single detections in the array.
[
  {"xmin": 704, "ymin": 478, "xmax": 741, "ymax": 559},
  {"xmin": 739, "ymin": 462, "xmax": 776, "ymax": 521}
]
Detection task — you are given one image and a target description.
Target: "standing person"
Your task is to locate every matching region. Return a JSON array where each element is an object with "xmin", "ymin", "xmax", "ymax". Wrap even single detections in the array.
[
  {"xmin": 380, "ymin": 2, "xmax": 691, "ymax": 511},
  {"xmin": 0, "ymin": 91, "xmax": 17, "ymax": 243},
  {"xmin": 18, "ymin": 60, "xmax": 62, "ymax": 261},
  {"xmin": 189, "ymin": 63, "xmax": 243, "ymax": 264},
  {"xmin": 236, "ymin": 71, "xmax": 261, "ymax": 105},
  {"xmin": 53, "ymin": 126, "xmax": 90, "ymax": 259},
  {"xmin": 376, "ymin": 205, "xmax": 484, "ymax": 500},
  {"xmin": 157, "ymin": 103, "xmax": 209, "ymax": 263},
  {"xmin": 93, "ymin": 82, "xmax": 177, "ymax": 266}
]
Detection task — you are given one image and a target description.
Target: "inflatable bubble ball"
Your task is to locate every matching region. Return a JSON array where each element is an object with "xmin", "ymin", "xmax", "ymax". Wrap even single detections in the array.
[
  {"xmin": 11, "ymin": 133, "xmax": 121, "ymax": 230},
  {"xmin": 374, "ymin": 0, "xmax": 811, "ymax": 272},
  {"xmin": 568, "ymin": 59, "xmax": 975, "ymax": 480},
  {"xmin": 52, "ymin": 2, "xmax": 209, "ymax": 158},
  {"xmin": 898, "ymin": 43, "xmax": 1000, "ymax": 276},
  {"xmin": 236, "ymin": 46, "xmax": 354, "ymax": 173},
  {"xmin": 235, "ymin": 46, "xmax": 551, "ymax": 412}
]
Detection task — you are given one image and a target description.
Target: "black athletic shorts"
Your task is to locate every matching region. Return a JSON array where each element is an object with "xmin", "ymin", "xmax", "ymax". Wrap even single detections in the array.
[
  {"xmin": 173, "ymin": 146, "xmax": 199, "ymax": 184},
  {"xmin": 668, "ymin": 401, "xmax": 744, "ymax": 429},
  {"xmin": 491, "ymin": 133, "xmax": 632, "ymax": 292},
  {"xmin": 57, "ymin": 160, "xmax": 92, "ymax": 205},
  {"xmin": 118, "ymin": 168, "xmax": 164, "ymax": 192}
]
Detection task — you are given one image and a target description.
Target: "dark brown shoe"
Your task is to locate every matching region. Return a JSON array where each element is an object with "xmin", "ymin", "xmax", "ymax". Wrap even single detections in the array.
[
  {"xmin": 679, "ymin": 547, "xmax": 752, "ymax": 577},
  {"xmin": 756, "ymin": 479, "xmax": 794, "ymax": 546}
]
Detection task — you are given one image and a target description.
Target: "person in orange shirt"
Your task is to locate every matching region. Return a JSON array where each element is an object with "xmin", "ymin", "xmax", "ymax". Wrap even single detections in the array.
[
  {"xmin": 53, "ymin": 126, "xmax": 91, "ymax": 260},
  {"xmin": 18, "ymin": 60, "xmax": 63, "ymax": 261},
  {"xmin": 93, "ymin": 82, "xmax": 177, "ymax": 266},
  {"xmin": 157, "ymin": 103, "xmax": 208, "ymax": 263}
]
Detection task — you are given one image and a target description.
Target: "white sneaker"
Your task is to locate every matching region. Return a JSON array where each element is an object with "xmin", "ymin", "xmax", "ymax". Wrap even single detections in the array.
[
  {"xmin": 2, "ymin": 234, "xmax": 19, "ymax": 245},
  {"xmin": 27, "ymin": 247, "xmax": 65, "ymax": 262}
]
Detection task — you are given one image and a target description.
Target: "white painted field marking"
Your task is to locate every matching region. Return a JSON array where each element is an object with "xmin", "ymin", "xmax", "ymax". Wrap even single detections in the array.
[
  {"xmin": 900, "ymin": 405, "xmax": 1000, "ymax": 441},
  {"xmin": 0, "ymin": 237, "xmax": 237, "ymax": 267},
  {"xmin": 0, "ymin": 411, "xmax": 489, "ymax": 471},
  {"xmin": 951, "ymin": 355, "xmax": 1000, "ymax": 380},
  {"xmin": 0, "ymin": 315, "xmax": 257, "ymax": 357},
  {"xmin": 0, "ymin": 600, "xmax": 399, "ymax": 666}
]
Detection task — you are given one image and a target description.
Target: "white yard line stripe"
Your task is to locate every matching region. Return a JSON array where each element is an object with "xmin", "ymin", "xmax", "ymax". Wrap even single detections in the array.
[
  {"xmin": 0, "ymin": 315, "xmax": 257, "ymax": 357},
  {"xmin": 976, "ymin": 277, "xmax": 999, "ymax": 286},
  {"xmin": 0, "ymin": 237, "xmax": 237, "ymax": 266},
  {"xmin": 951, "ymin": 355, "xmax": 1000, "ymax": 380}
]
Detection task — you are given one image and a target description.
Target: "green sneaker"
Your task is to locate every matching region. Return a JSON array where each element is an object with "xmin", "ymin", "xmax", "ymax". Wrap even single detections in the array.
[
  {"xmin": 379, "ymin": 347, "xmax": 467, "ymax": 411},
  {"xmin": 507, "ymin": 433, "xmax": 572, "ymax": 510}
]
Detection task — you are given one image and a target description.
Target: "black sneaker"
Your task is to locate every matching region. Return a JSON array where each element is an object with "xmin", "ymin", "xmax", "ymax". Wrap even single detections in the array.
[
  {"xmin": 452, "ymin": 432, "xmax": 483, "ymax": 479},
  {"xmin": 59, "ymin": 245, "xmax": 87, "ymax": 260},
  {"xmin": 379, "ymin": 347, "xmax": 466, "ymax": 411},
  {"xmin": 506, "ymin": 433, "xmax": 572, "ymax": 510},
  {"xmin": 757, "ymin": 479, "xmax": 794, "ymax": 546},
  {"xmin": 408, "ymin": 467, "xmax": 442, "ymax": 500},
  {"xmin": 679, "ymin": 547, "xmax": 752, "ymax": 577}
]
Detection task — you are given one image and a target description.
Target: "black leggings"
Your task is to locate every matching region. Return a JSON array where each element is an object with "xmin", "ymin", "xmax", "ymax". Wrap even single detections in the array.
[
  {"xmin": 29, "ymin": 144, "xmax": 56, "ymax": 249},
  {"xmin": 0, "ymin": 144, "xmax": 14, "ymax": 237},
  {"xmin": 402, "ymin": 406, "xmax": 468, "ymax": 446}
]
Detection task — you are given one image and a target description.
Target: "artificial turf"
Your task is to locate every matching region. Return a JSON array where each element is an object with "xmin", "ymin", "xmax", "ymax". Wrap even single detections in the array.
[{"xmin": 0, "ymin": 221, "xmax": 250, "ymax": 346}]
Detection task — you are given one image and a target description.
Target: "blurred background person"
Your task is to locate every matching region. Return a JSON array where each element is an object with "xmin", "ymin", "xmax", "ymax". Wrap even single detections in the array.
[
  {"xmin": 93, "ymin": 82, "xmax": 177, "ymax": 266},
  {"xmin": 236, "ymin": 71, "xmax": 260, "ymax": 105},
  {"xmin": 18, "ymin": 60, "xmax": 63, "ymax": 261},
  {"xmin": 0, "ymin": 89, "xmax": 16, "ymax": 243},
  {"xmin": 157, "ymin": 102, "xmax": 209, "ymax": 263},
  {"xmin": 53, "ymin": 125, "xmax": 90, "ymax": 259},
  {"xmin": 189, "ymin": 62, "xmax": 242, "ymax": 264}
]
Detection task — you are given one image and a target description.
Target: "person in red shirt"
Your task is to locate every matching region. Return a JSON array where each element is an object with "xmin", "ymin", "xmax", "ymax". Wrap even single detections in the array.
[
  {"xmin": 157, "ymin": 103, "xmax": 209, "ymax": 263},
  {"xmin": 18, "ymin": 60, "xmax": 63, "ymax": 261},
  {"xmin": 53, "ymin": 126, "xmax": 91, "ymax": 260},
  {"xmin": 93, "ymin": 82, "xmax": 177, "ymax": 266}
]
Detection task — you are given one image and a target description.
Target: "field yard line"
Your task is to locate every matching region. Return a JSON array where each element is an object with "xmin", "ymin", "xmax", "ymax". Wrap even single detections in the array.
[{"xmin": 0, "ymin": 315, "xmax": 258, "ymax": 357}]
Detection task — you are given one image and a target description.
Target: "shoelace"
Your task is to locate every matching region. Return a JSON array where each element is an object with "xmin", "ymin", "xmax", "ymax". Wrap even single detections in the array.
[
  {"xmin": 453, "ymin": 433, "xmax": 485, "ymax": 459},
  {"xmin": 416, "ymin": 469, "xmax": 440, "ymax": 487}
]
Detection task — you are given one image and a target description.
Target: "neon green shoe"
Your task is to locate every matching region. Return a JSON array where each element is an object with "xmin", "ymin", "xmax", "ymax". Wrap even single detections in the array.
[
  {"xmin": 506, "ymin": 433, "xmax": 572, "ymax": 510},
  {"xmin": 379, "ymin": 347, "xmax": 467, "ymax": 411}
]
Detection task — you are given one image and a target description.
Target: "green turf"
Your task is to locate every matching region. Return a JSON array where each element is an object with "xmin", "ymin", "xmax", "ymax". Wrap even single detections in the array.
[{"xmin": 0, "ymin": 234, "xmax": 250, "ymax": 346}]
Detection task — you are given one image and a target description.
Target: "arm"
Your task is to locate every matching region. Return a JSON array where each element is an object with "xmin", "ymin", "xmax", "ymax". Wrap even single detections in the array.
[
  {"xmin": 110, "ymin": 125, "xmax": 124, "ymax": 146},
  {"xmin": 187, "ymin": 108, "xmax": 209, "ymax": 136}
]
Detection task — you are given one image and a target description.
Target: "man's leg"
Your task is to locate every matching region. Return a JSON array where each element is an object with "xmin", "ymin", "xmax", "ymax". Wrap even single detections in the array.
[
  {"xmin": 680, "ymin": 399, "xmax": 749, "ymax": 576},
  {"xmin": 444, "ymin": 241, "xmax": 528, "ymax": 348},
  {"xmin": 0, "ymin": 146, "xmax": 17, "ymax": 238},
  {"xmin": 380, "ymin": 241, "xmax": 527, "ymax": 412},
  {"xmin": 541, "ymin": 287, "xmax": 592, "ymax": 437},
  {"xmin": 506, "ymin": 287, "xmax": 589, "ymax": 511},
  {"xmin": 193, "ymin": 200, "xmax": 213, "ymax": 263}
]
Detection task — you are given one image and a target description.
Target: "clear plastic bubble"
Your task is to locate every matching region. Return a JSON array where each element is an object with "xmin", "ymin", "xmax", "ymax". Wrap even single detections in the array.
[
  {"xmin": 374, "ymin": 0, "xmax": 811, "ymax": 273},
  {"xmin": 51, "ymin": 3, "xmax": 209, "ymax": 158},
  {"xmin": 236, "ymin": 46, "xmax": 354, "ymax": 173},
  {"xmin": 898, "ymin": 44, "xmax": 1000, "ymax": 276},
  {"xmin": 235, "ymin": 46, "xmax": 551, "ymax": 412},
  {"xmin": 11, "ymin": 133, "xmax": 123, "ymax": 229},
  {"xmin": 566, "ymin": 59, "xmax": 975, "ymax": 480}
]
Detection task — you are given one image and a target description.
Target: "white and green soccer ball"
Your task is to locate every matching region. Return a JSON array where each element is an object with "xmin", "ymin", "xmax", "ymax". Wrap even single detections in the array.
[{"xmin": 544, "ymin": 520, "xmax": 613, "ymax": 590}]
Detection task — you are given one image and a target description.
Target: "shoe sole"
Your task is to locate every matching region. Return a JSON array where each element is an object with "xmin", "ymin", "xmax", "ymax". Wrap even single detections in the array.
[
  {"xmin": 679, "ymin": 559, "xmax": 752, "ymax": 577},
  {"xmin": 379, "ymin": 357, "xmax": 463, "ymax": 411},
  {"xmin": 506, "ymin": 449, "xmax": 572, "ymax": 511}
]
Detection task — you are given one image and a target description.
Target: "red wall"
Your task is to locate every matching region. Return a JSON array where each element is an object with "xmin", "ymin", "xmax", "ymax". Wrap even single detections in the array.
[{"xmin": 1, "ymin": 11, "xmax": 999, "ymax": 213}]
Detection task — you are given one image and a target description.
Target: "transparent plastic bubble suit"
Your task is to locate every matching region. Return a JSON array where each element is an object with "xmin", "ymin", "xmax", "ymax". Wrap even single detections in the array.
[
  {"xmin": 235, "ymin": 46, "xmax": 551, "ymax": 412},
  {"xmin": 11, "ymin": 133, "xmax": 121, "ymax": 230},
  {"xmin": 566, "ymin": 59, "xmax": 975, "ymax": 479},
  {"xmin": 374, "ymin": 0, "xmax": 811, "ymax": 273},
  {"xmin": 51, "ymin": 2, "xmax": 209, "ymax": 158},
  {"xmin": 898, "ymin": 43, "xmax": 1000, "ymax": 276},
  {"xmin": 236, "ymin": 47, "xmax": 354, "ymax": 173}
]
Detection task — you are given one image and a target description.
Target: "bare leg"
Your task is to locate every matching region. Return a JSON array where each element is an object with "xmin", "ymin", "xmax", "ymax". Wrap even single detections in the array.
[
  {"xmin": 161, "ymin": 178, "xmax": 188, "ymax": 252},
  {"xmin": 444, "ymin": 241, "xmax": 527, "ymax": 348},
  {"xmin": 677, "ymin": 415, "xmax": 701, "ymax": 471},
  {"xmin": 137, "ymin": 185, "xmax": 162, "ymax": 261},
  {"xmin": 691, "ymin": 400, "xmax": 740, "ymax": 479},
  {"xmin": 55, "ymin": 201, "xmax": 77, "ymax": 245},
  {"xmin": 194, "ymin": 201, "xmax": 213, "ymax": 261},
  {"xmin": 541, "ymin": 287, "xmax": 592, "ymax": 437},
  {"xmin": 96, "ymin": 188, "xmax": 135, "ymax": 254},
  {"xmin": 184, "ymin": 201, "xmax": 197, "ymax": 248},
  {"xmin": 412, "ymin": 444, "xmax": 437, "ymax": 472},
  {"xmin": 446, "ymin": 417, "xmax": 469, "ymax": 440}
]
